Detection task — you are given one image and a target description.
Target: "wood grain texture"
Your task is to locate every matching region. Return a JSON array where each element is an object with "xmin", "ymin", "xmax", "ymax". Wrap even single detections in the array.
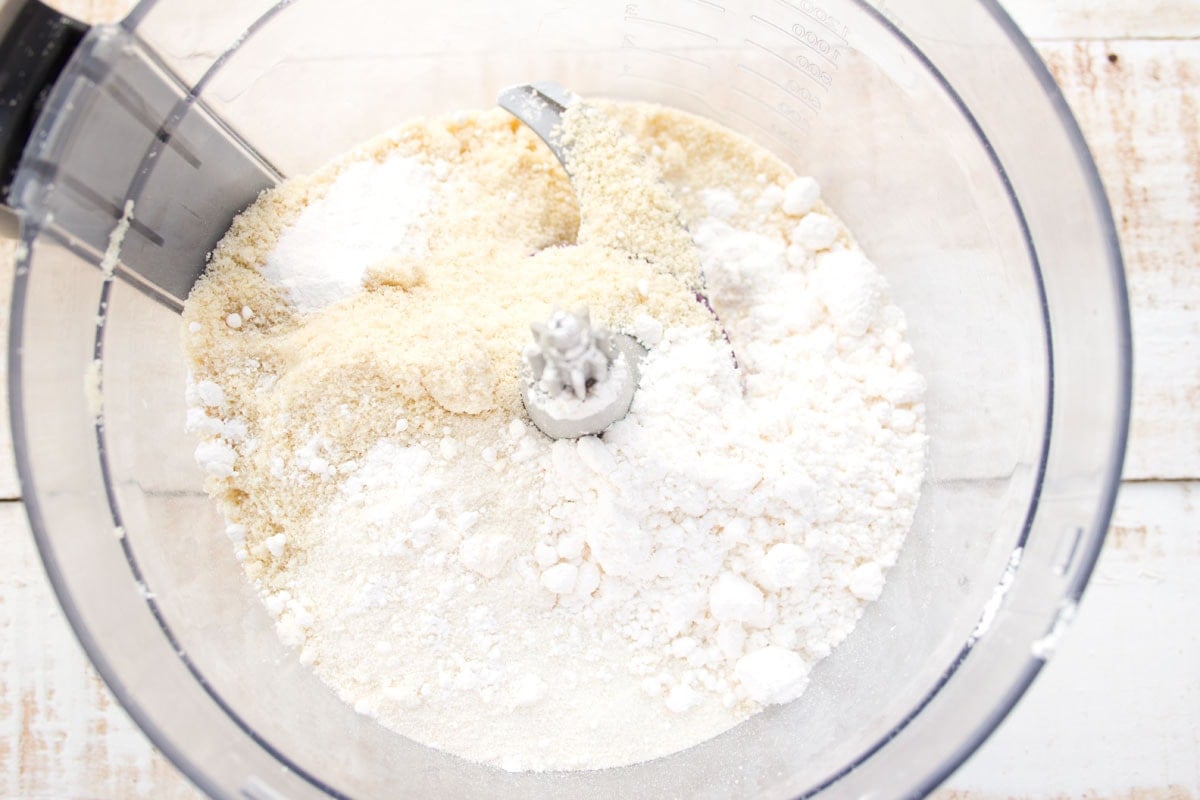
[
  {"xmin": 2, "ymin": 0, "xmax": 1197, "ymax": 797},
  {"xmin": 0, "ymin": 243, "xmax": 18, "ymax": 499},
  {"xmin": 3, "ymin": 479, "xmax": 1195, "ymax": 800},
  {"xmin": 0, "ymin": 503, "xmax": 201, "ymax": 800},
  {"xmin": 1005, "ymin": 0, "xmax": 1200, "ymax": 39},
  {"xmin": 938, "ymin": 482, "xmax": 1200, "ymax": 798},
  {"xmin": 1035, "ymin": 39, "xmax": 1200, "ymax": 480},
  {"xmin": 42, "ymin": 0, "xmax": 129, "ymax": 23},
  {"xmin": 3, "ymin": 3, "xmax": 216, "ymax": 797}
]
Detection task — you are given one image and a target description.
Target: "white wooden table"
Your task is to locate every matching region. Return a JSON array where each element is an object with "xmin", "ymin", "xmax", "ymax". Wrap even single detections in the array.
[{"xmin": 2, "ymin": 1, "xmax": 1198, "ymax": 797}]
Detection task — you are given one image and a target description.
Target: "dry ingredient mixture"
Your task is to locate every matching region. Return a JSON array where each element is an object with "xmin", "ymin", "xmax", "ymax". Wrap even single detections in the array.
[{"xmin": 182, "ymin": 101, "xmax": 927, "ymax": 771}]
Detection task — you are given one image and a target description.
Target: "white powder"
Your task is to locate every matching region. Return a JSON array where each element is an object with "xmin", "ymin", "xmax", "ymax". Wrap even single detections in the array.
[
  {"xmin": 781, "ymin": 176, "xmax": 821, "ymax": 216},
  {"xmin": 261, "ymin": 155, "xmax": 433, "ymax": 312},
  {"xmin": 735, "ymin": 646, "xmax": 810, "ymax": 705},
  {"xmin": 218, "ymin": 219, "xmax": 920, "ymax": 766},
  {"xmin": 193, "ymin": 439, "xmax": 238, "ymax": 477},
  {"xmin": 184, "ymin": 103, "xmax": 926, "ymax": 772},
  {"xmin": 83, "ymin": 359, "xmax": 103, "ymax": 419},
  {"xmin": 791, "ymin": 213, "xmax": 839, "ymax": 251},
  {"xmin": 971, "ymin": 546, "xmax": 1024, "ymax": 643},
  {"xmin": 83, "ymin": 200, "xmax": 137, "ymax": 417},
  {"xmin": 100, "ymin": 199, "xmax": 134, "ymax": 277},
  {"xmin": 1030, "ymin": 600, "xmax": 1077, "ymax": 660},
  {"xmin": 811, "ymin": 250, "xmax": 887, "ymax": 337}
]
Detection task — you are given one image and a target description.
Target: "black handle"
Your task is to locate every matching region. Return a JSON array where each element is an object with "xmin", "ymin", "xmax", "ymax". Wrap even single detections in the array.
[{"xmin": 0, "ymin": 0, "xmax": 88, "ymax": 211}]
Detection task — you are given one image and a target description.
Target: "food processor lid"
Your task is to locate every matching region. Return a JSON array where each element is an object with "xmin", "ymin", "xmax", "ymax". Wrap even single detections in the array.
[{"xmin": 1, "ymin": 0, "xmax": 280, "ymax": 310}]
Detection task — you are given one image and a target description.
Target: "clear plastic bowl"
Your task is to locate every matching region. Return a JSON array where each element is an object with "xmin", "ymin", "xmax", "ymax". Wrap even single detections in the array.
[{"xmin": 8, "ymin": 0, "xmax": 1130, "ymax": 797}]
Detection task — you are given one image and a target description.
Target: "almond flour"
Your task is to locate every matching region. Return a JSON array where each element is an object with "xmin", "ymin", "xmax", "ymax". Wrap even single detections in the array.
[{"xmin": 183, "ymin": 102, "xmax": 926, "ymax": 771}]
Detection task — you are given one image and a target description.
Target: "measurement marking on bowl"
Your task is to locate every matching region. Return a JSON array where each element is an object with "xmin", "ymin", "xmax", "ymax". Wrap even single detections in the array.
[
  {"xmin": 101, "ymin": 75, "xmax": 202, "ymax": 168},
  {"xmin": 616, "ymin": 61, "xmax": 805, "ymax": 153},
  {"xmin": 622, "ymin": 34, "xmax": 712, "ymax": 70},
  {"xmin": 750, "ymin": 14, "xmax": 842, "ymax": 68},
  {"xmin": 623, "ymin": 13, "xmax": 719, "ymax": 44},
  {"xmin": 23, "ymin": 158, "xmax": 166, "ymax": 248},
  {"xmin": 718, "ymin": 104, "xmax": 805, "ymax": 158},
  {"xmin": 744, "ymin": 38, "xmax": 832, "ymax": 92},
  {"xmin": 736, "ymin": 63, "xmax": 822, "ymax": 113},
  {"xmin": 774, "ymin": 0, "xmax": 850, "ymax": 42},
  {"xmin": 788, "ymin": 18, "xmax": 846, "ymax": 65},
  {"xmin": 731, "ymin": 85, "xmax": 813, "ymax": 133},
  {"xmin": 620, "ymin": 68, "xmax": 715, "ymax": 106}
]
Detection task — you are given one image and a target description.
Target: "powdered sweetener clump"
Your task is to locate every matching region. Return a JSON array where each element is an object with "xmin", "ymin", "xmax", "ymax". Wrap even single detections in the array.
[{"xmin": 182, "ymin": 102, "xmax": 926, "ymax": 772}]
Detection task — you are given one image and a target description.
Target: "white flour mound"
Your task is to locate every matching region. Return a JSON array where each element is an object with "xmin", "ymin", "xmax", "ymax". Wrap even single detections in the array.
[
  {"xmin": 261, "ymin": 155, "xmax": 433, "ymax": 312},
  {"xmin": 183, "ymin": 104, "xmax": 927, "ymax": 772}
]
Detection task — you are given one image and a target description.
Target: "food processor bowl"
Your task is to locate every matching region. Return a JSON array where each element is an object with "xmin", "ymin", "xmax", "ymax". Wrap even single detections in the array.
[{"xmin": 5, "ymin": 0, "xmax": 1129, "ymax": 797}]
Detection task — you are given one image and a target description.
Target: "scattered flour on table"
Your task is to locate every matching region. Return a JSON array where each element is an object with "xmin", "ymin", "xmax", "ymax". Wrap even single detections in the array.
[{"xmin": 182, "ymin": 103, "xmax": 926, "ymax": 771}]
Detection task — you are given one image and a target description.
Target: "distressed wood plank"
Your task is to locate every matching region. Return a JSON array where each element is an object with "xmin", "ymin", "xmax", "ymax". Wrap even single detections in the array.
[
  {"xmin": 3, "ymin": 1, "xmax": 1198, "ymax": 798},
  {"xmin": 7, "ymin": 14, "xmax": 1191, "ymax": 485},
  {"xmin": 1008, "ymin": 0, "xmax": 1200, "ymax": 40},
  {"xmin": 6, "ymin": 476, "xmax": 1196, "ymax": 800},
  {"xmin": 55, "ymin": 0, "xmax": 1200, "ymax": 40},
  {"xmin": 0, "ymin": 503, "xmax": 201, "ymax": 800},
  {"xmin": 8, "ymin": 0, "xmax": 193, "ymax": 790},
  {"xmin": 83, "ymin": 0, "xmax": 130, "ymax": 21},
  {"xmin": 1036, "ymin": 39, "xmax": 1200, "ymax": 481},
  {"xmin": 41, "ymin": 0, "xmax": 129, "ymax": 22},
  {"xmin": 939, "ymin": 481, "xmax": 1200, "ymax": 798}
]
